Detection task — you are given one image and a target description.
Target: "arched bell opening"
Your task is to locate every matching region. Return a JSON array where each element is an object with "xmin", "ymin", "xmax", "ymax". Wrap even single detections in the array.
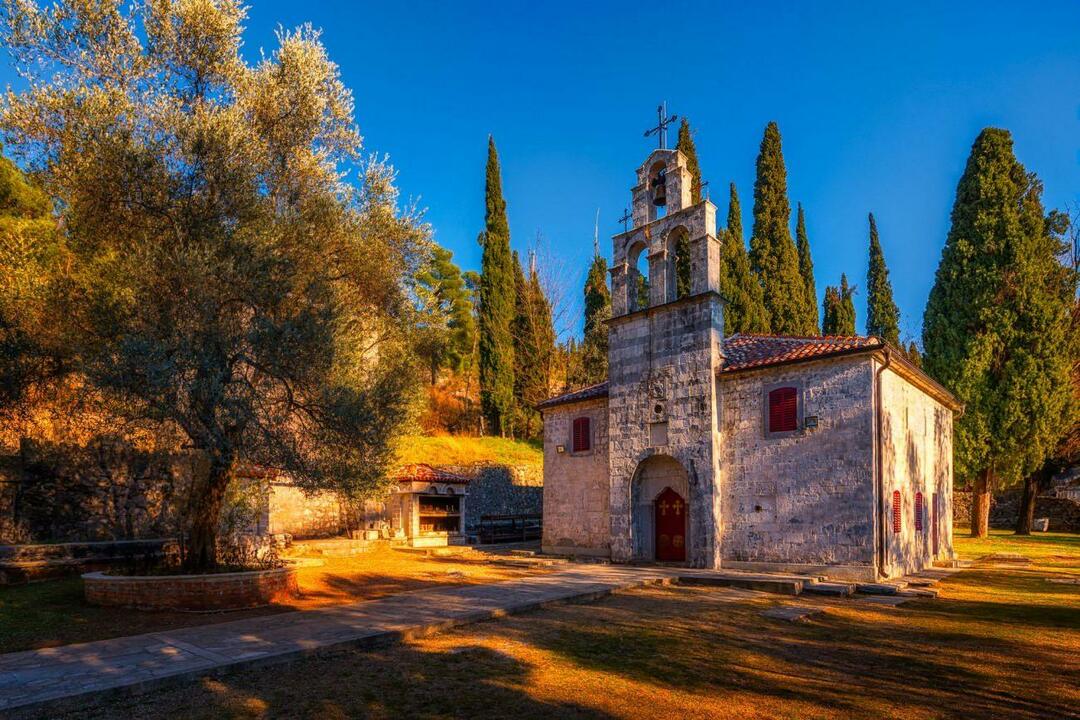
[
  {"xmin": 648, "ymin": 160, "xmax": 667, "ymax": 221},
  {"xmin": 630, "ymin": 455, "xmax": 691, "ymax": 562},
  {"xmin": 627, "ymin": 239, "xmax": 650, "ymax": 312},
  {"xmin": 666, "ymin": 225, "xmax": 692, "ymax": 301}
]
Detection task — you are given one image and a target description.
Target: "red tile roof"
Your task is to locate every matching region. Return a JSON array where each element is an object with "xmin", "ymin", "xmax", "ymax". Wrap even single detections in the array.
[
  {"xmin": 720, "ymin": 333, "xmax": 884, "ymax": 373},
  {"xmin": 395, "ymin": 463, "xmax": 470, "ymax": 484},
  {"xmin": 534, "ymin": 382, "xmax": 610, "ymax": 410}
]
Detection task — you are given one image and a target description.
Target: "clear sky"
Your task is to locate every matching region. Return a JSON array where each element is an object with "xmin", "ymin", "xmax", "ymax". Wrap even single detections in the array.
[{"xmin": 3, "ymin": 1, "xmax": 1078, "ymax": 342}]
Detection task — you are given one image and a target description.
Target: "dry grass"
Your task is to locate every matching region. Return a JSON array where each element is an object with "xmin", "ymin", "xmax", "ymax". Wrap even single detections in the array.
[
  {"xmin": 0, "ymin": 544, "xmax": 547, "ymax": 654},
  {"xmin": 394, "ymin": 434, "xmax": 543, "ymax": 469},
  {"xmin": 32, "ymin": 533, "xmax": 1079, "ymax": 720}
]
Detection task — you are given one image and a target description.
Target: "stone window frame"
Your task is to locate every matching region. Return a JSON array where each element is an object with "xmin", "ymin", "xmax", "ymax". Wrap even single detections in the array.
[
  {"xmin": 569, "ymin": 413, "xmax": 596, "ymax": 457},
  {"xmin": 761, "ymin": 380, "xmax": 805, "ymax": 439}
]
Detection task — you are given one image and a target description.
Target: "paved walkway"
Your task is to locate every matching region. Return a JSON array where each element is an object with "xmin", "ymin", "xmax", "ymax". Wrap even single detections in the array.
[{"xmin": 0, "ymin": 564, "xmax": 674, "ymax": 714}]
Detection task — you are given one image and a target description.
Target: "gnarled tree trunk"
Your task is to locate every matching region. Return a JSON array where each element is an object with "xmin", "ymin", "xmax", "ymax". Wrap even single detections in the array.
[
  {"xmin": 970, "ymin": 467, "xmax": 992, "ymax": 538},
  {"xmin": 182, "ymin": 454, "xmax": 233, "ymax": 571}
]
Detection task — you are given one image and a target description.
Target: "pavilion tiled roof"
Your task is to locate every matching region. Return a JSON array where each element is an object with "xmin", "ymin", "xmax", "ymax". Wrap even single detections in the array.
[
  {"xmin": 534, "ymin": 381, "xmax": 611, "ymax": 411},
  {"xmin": 395, "ymin": 463, "xmax": 470, "ymax": 484}
]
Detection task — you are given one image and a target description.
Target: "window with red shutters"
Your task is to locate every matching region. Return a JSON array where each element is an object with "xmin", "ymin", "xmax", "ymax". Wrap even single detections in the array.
[
  {"xmin": 915, "ymin": 492, "xmax": 924, "ymax": 532},
  {"xmin": 572, "ymin": 417, "xmax": 591, "ymax": 453},
  {"xmin": 892, "ymin": 490, "xmax": 902, "ymax": 533},
  {"xmin": 768, "ymin": 387, "xmax": 798, "ymax": 433}
]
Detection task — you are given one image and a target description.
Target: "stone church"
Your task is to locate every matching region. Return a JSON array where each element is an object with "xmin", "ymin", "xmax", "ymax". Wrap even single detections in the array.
[{"xmin": 538, "ymin": 144, "xmax": 961, "ymax": 581}]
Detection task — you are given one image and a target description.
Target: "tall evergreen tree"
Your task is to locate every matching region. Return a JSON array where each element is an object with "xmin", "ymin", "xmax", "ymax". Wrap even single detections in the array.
[
  {"xmin": 413, "ymin": 246, "xmax": 476, "ymax": 385},
  {"xmin": 923, "ymin": 128, "xmax": 1076, "ymax": 537},
  {"xmin": 510, "ymin": 251, "xmax": 555, "ymax": 438},
  {"xmin": 478, "ymin": 137, "xmax": 516, "ymax": 436},
  {"xmin": 673, "ymin": 119, "xmax": 702, "ymax": 297},
  {"xmin": 719, "ymin": 182, "xmax": 768, "ymax": 334},
  {"xmin": 822, "ymin": 274, "xmax": 857, "ymax": 335},
  {"xmin": 579, "ymin": 250, "xmax": 610, "ymax": 385},
  {"xmin": 675, "ymin": 118, "xmax": 703, "ymax": 204},
  {"xmin": 794, "ymin": 203, "xmax": 819, "ymax": 333},
  {"xmin": 865, "ymin": 213, "xmax": 901, "ymax": 347},
  {"xmin": 749, "ymin": 122, "xmax": 807, "ymax": 334}
]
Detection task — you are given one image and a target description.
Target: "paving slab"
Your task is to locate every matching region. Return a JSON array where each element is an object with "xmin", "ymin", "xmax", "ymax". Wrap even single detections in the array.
[
  {"xmin": 856, "ymin": 595, "xmax": 914, "ymax": 606},
  {"xmin": 0, "ymin": 564, "xmax": 673, "ymax": 715},
  {"xmin": 761, "ymin": 605, "xmax": 824, "ymax": 622}
]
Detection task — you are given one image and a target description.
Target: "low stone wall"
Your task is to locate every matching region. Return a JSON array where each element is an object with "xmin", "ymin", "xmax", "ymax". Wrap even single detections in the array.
[
  {"xmin": 0, "ymin": 539, "xmax": 169, "ymax": 585},
  {"xmin": 83, "ymin": 567, "xmax": 299, "ymax": 611},
  {"xmin": 954, "ymin": 489, "xmax": 1080, "ymax": 533}
]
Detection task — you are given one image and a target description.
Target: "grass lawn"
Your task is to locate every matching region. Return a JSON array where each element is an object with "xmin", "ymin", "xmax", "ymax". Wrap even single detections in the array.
[
  {"xmin": 0, "ymin": 544, "xmax": 546, "ymax": 654},
  {"xmin": 394, "ymin": 434, "xmax": 543, "ymax": 468},
  {"xmin": 23, "ymin": 533, "xmax": 1078, "ymax": 720}
]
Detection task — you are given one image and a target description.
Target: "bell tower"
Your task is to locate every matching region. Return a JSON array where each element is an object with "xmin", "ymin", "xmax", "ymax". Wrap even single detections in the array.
[{"xmin": 605, "ymin": 107, "xmax": 726, "ymax": 569}]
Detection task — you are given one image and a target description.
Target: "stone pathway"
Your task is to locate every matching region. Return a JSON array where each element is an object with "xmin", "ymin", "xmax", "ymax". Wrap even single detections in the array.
[{"xmin": 0, "ymin": 564, "xmax": 673, "ymax": 715}]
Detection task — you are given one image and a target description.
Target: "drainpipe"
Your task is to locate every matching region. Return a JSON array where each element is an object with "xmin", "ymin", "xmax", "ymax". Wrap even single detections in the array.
[{"xmin": 874, "ymin": 347, "xmax": 893, "ymax": 579}]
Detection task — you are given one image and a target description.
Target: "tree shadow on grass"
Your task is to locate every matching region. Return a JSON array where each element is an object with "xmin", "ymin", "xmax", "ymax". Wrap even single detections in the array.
[
  {"xmin": 31, "ymin": 642, "xmax": 616, "ymax": 720},
  {"xmin": 486, "ymin": 584, "xmax": 1079, "ymax": 720}
]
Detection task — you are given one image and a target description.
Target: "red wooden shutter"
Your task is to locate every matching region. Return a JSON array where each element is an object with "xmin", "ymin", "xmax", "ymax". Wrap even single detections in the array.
[
  {"xmin": 768, "ymin": 387, "xmax": 798, "ymax": 432},
  {"xmin": 915, "ymin": 492, "xmax": 924, "ymax": 532},
  {"xmin": 892, "ymin": 490, "xmax": 902, "ymax": 534},
  {"xmin": 572, "ymin": 417, "xmax": 591, "ymax": 452}
]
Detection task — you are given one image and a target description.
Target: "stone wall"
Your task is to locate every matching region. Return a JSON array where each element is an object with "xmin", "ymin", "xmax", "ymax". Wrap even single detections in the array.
[
  {"xmin": 0, "ymin": 438, "xmax": 203, "ymax": 544},
  {"xmin": 879, "ymin": 363, "xmax": 955, "ymax": 576},
  {"xmin": 463, "ymin": 464, "xmax": 543, "ymax": 531},
  {"xmin": 719, "ymin": 356, "xmax": 877, "ymax": 572},
  {"xmin": 540, "ymin": 397, "xmax": 609, "ymax": 556},
  {"xmin": 266, "ymin": 482, "xmax": 347, "ymax": 538},
  {"xmin": 954, "ymin": 489, "xmax": 1080, "ymax": 533}
]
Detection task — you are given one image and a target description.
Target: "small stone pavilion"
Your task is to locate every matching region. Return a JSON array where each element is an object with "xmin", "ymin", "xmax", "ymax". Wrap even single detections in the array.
[
  {"xmin": 386, "ymin": 464, "xmax": 470, "ymax": 547},
  {"xmin": 538, "ymin": 140, "xmax": 962, "ymax": 581}
]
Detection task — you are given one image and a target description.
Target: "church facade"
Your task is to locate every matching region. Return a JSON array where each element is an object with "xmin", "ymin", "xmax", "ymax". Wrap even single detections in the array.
[{"xmin": 538, "ymin": 146, "xmax": 960, "ymax": 581}]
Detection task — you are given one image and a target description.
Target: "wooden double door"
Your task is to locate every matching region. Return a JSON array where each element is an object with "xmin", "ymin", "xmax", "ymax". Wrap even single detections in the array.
[{"xmin": 654, "ymin": 486, "xmax": 687, "ymax": 562}]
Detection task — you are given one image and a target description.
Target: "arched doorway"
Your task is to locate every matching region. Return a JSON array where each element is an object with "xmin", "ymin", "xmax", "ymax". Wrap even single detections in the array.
[
  {"xmin": 654, "ymin": 486, "xmax": 687, "ymax": 562},
  {"xmin": 630, "ymin": 454, "xmax": 691, "ymax": 562}
]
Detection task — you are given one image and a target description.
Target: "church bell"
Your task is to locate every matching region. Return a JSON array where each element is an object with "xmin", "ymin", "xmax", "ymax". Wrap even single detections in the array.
[{"xmin": 651, "ymin": 172, "xmax": 667, "ymax": 207}]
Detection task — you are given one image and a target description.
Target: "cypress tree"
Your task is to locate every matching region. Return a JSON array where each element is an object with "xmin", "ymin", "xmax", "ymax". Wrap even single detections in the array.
[
  {"xmin": 865, "ymin": 213, "xmax": 901, "ymax": 347},
  {"xmin": 511, "ymin": 251, "xmax": 555, "ymax": 438},
  {"xmin": 579, "ymin": 250, "xmax": 610, "ymax": 385},
  {"xmin": 923, "ymin": 128, "xmax": 1076, "ymax": 537},
  {"xmin": 749, "ymin": 122, "xmax": 806, "ymax": 334},
  {"xmin": 822, "ymin": 274, "xmax": 856, "ymax": 335},
  {"xmin": 478, "ymin": 137, "xmax": 516, "ymax": 436},
  {"xmin": 719, "ymin": 182, "xmax": 768, "ymax": 334},
  {"xmin": 673, "ymin": 118, "xmax": 702, "ymax": 297},
  {"xmin": 906, "ymin": 341, "xmax": 922, "ymax": 368},
  {"xmin": 795, "ymin": 203, "xmax": 819, "ymax": 333},
  {"xmin": 675, "ymin": 118, "xmax": 703, "ymax": 204}
]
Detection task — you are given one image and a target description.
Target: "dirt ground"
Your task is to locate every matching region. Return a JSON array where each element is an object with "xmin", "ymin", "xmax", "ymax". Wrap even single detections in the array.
[
  {"xmin": 0, "ymin": 542, "xmax": 549, "ymax": 653},
  {"xmin": 20, "ymin": 531, "xmax": 1080, "ymax": 720}
]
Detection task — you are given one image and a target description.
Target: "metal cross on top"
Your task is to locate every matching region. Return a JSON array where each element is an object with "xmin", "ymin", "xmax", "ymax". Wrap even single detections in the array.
[
  {"xmin": 617, "ymin": 207, "xmax": 632, "ymax": 231},
  {"xmin": 644, "ymin": 101, "xmax": 679, "ymax": 149}
]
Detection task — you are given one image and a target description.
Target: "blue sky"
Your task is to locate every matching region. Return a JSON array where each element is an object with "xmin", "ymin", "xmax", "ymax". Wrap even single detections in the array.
[{"xmin": 3, "ymin": 1, "xmax": 1079, "ymax": 342}]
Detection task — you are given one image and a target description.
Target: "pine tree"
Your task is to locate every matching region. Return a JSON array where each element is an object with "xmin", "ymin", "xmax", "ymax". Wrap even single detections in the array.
[
  {"xmin": 822, "ymin": 274, "xmax": 857, "ymax": 335},
  {"xmin": 719, "ymin": 182, "xmax": 768, "ymax": 334},
  {"xmin": 923, "ymin": 128, "xmax": 1076, "ymax": 537},
  {"xmin": 413, "ymin": 246, "xmax": 476, "ymax": 385},
  {"xmin": 749, "ymin": 122, "xmax": 807, "ymax": 334},
  {"xmin": 579, "ymin": 250, "xmax": 610, "ymax": 385},
  {"xmin": 865, "ymin": 213, "xmax": 901, "ymax": 347},
  {"xmin": 676, "ymin": 118, "xmax": 703, "ymax": 204},
  {"xmin": 479, "ymin": 137, "xmax": 516, "ymax": 436},
  {"xmin": 795, "ymin": 203, "xmax": 819, "ymax": 333}
]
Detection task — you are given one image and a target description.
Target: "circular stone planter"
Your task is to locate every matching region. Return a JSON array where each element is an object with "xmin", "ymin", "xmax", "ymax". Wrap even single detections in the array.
[{"xmin": 82, "ymin": 567, "xmax": 299, "ymax": 612}]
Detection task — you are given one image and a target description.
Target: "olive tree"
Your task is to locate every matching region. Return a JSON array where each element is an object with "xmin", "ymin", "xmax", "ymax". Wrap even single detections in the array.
[{"xmin": 0, "ymin": 0, "xmax": 427, "ymax": 569}]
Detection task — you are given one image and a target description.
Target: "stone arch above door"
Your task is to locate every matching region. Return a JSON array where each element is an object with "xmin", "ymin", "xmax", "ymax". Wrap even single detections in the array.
[{"xmin": 630, "ymin": 454, "xmax": 690, "ymax": 561}]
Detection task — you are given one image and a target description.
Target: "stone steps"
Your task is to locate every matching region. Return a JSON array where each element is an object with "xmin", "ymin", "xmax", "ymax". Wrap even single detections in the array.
[
  {"xmin": 802, "ymin": 581, "xmax": 855, "ymax": 597},
  {"xmin": 675, "ymin": 571, "xmax": 804, "ymax": 595}
]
